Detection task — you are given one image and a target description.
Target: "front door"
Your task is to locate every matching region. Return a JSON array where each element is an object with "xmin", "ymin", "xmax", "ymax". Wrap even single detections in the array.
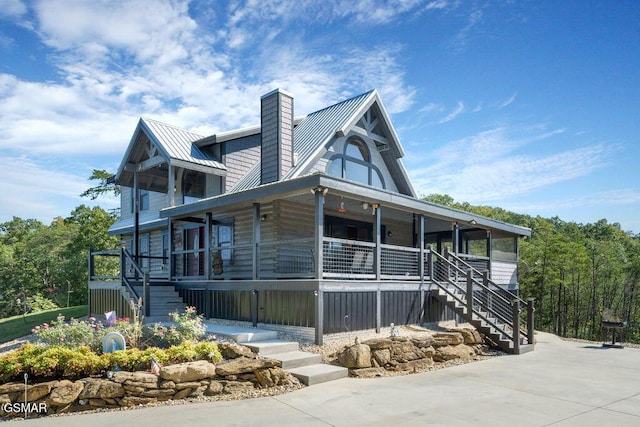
[{"xmin": 184, "ymin": 226, "xmax": 205, "ymax": 276}]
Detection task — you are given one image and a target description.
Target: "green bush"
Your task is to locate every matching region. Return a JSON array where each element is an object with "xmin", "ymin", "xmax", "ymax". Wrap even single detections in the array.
[
  {"xmin": 151, "ymin": 306, "xmax": 207, "ymax": 347},
  {"xmin": 0, "ymin": 341, "xmax": 224, "ymax": 382}
]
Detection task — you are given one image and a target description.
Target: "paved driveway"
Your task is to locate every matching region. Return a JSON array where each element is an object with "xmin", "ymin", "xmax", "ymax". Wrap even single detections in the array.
[{"xmin": 16, "ymin": 332, "xmax": 640, "ymax": 426}]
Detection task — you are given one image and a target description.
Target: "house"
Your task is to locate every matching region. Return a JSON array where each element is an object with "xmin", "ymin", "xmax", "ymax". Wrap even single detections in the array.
[{"xmin": 88, "ymin": 89, "xmax": 534, "ymax": 353}]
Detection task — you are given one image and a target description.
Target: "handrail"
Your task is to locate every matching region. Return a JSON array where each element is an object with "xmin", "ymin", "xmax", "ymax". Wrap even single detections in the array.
[
  {"xmin": 120, "ymin": 247, "xmax": 149, "ymax": 316},
  {"xmin": 449, "ymin": 252, "xmax": 527, "ymax": 306},
  {"xmin": 431, "ymin": 250, "xmax": 531, "ymax": 346}
]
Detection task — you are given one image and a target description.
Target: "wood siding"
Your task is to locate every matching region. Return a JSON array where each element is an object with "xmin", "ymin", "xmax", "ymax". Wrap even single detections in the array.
[
  {"xmin": 491, "ymin": 260, "xmax": 518, "ymax": 286},
  {"xmin": 223, "ymin": 134, "xmax": 261, "ymax": 191}
]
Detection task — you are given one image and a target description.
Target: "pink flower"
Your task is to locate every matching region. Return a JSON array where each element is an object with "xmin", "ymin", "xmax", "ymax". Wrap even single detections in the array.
[
  {"xmin": 124, "ymin": 317, "xmax": 130, "ymax": 322},
  {"xmin": 89, "ymin": 317, "xmax": 96, "ymax": 322}
]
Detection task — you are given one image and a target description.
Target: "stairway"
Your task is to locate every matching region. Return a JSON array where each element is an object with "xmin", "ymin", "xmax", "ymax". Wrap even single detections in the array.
[
  {"xmin": 430, "ymin": 251, "xmax": 534, "ymax": 355},
  {"xmin": 433, "ymin": 286, "xmax": 533, "ymax": 354},
  {"xmin": 209, "ymin": 325, "xmax": 348, "ymax": 386},
  {"xmin": 133, "ymin": 283, "xmax": 187, "ymax": 318}
]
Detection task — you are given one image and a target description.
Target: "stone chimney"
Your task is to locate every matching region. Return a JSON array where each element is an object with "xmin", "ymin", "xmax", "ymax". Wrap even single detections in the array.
[{"xmin": 261, "ymin": 88, "xmax": 294, "ymax": 184}]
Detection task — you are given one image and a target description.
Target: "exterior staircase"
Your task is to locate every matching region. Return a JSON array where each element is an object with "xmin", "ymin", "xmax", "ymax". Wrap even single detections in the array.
[
  {"xmin": 210, "ymin": 325, "xmax": 348, "ymax": 386},
  {"xmin": 133, "ymin": 283, "xmax": 187, "ymax": 318},
  {"xmin": 430, "ymin": 251, "xmax": 535, "ymax": 355}
]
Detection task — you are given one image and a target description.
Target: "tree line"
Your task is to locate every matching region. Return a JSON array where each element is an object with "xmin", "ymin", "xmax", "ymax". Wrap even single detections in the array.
[{"xmin": 425, "ymin": 194, "xmax": 640, "ymax": 343}]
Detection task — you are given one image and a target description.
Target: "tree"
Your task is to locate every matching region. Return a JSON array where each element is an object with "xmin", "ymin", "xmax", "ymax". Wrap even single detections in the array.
[{"xmin": 79, "ymin": 169, "xmax": 119, "ymax": 200}]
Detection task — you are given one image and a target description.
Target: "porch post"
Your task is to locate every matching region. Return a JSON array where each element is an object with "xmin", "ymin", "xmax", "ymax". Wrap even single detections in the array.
[
  {"xmin": 133, "ymin": 171, "xmax": 139, "ymax": 269},
  {"xmin": 486, "ymin": 229, "xmax": 492, "ymax": 277},
  {"xmin": 374, "ymin": 204, "xmax": 381, "ymax": 280},
  {"xmin": 527, "ymin": 299, "xmax": 535, "ymax": 345},
  {"xmin": 419, "ymin": 215, "xmax": 425, "ymax": 283},
  {"xmin": 252, "ymin": 203, "xmax": 260, "ymax": 280},
  {"xmin": 314, "ymin": 189, "xmax": 324, "ymax": 280},
  {"xmin": 168, "ymin": 164, "xmax": 175, "ymax": 207},
  {"xmin": 168, "ymin": 220, "xmax": 174, "ymax": 278},
  {"xmin": 452, "ymin": 221, "xmax": 459, "ymax": 255},
  {"xmin": 313, "ymin": 189, "xmax": 324, "ymax": 345},
  {"xmin": 205, "ymin": 213, "xmax": 212, "ymax": 280},
  {"xmin": 419, "ymin": 215, "xmax": 425, "ymax": 323},
  {"xmin": 315, "ymin": 290, "xmax": 323, "ymax": 345},
  {"xmin": 512, "ymin": 299, "xmax": 521, "ymax": 354}
]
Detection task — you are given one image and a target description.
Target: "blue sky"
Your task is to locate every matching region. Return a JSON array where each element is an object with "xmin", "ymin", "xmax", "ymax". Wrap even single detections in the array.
[{"xmin": 1, "ymin": 0, "xmax": 639, "ymax": 233}]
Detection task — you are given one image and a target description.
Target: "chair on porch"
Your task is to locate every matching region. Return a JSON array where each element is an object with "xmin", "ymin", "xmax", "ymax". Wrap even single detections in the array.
[{"xmin": 351, "ymin": 251, "xmax": 366, "ymax": 273}]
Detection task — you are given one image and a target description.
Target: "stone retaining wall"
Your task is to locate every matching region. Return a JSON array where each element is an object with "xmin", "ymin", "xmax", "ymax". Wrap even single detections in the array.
[
  {"xmin": 0, "ymin": 342, "xmax": 297, "ymax": 417},
  {"xmin": 337, "ymin": 329, "xmax": 488, "ymax": 377}
]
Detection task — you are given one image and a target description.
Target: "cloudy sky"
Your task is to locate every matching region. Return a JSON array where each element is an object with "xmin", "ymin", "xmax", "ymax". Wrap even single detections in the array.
[{"xmin": 1, "ymin": 0, "xmax": 639, "ymax": 233}]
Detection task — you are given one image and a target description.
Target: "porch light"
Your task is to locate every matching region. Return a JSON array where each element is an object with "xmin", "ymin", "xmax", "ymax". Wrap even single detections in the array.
[
  {"xmin": 469, "ymin": 219, "xmax": 477, "ymax": 225},
  {"xmin": 338, "ymin": 201, "xmax": 346, "ymax": 213},
  {"xmin": 362, "ymin": 202, "xmax": 369, "ymax": 210}
]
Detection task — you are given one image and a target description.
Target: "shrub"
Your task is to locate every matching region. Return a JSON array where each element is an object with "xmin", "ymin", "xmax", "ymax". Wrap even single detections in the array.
[
  {"xmin": 152, "ymin": 306, "xmax": 207, "ymax": 347},
  {"xmin": 32, "ymin": 314, "xmax": 101, "ymax": 350}
]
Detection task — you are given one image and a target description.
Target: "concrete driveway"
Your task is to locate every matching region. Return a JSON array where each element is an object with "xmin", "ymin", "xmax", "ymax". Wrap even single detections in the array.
[{"xmin": 15, "ymin": 332, "xmax": 640, "ymax": 426}]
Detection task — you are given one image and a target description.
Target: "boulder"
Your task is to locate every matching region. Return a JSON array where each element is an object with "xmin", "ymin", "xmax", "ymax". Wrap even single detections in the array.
[
  {"xmin": 79, "ymin": 379, "xmax": 125, "ymax": 399},
  {"xmin": 362, "ymin": 338, "xmax": 393, "ymax": 350},
  {"xmin": 26, "ymin": 383, "xmax": 52, "ymax": 402},
  {"xmin": 434, "ymin": 344, "xmax": 475, "ymax": 362},
  {"xmin": 141, "ymin": 389, "xmax": 175, "ymax": 399},
  {"xmin": 205, "ymin": 381, "xmax": 224, "ymax": 395},
  {"xmin": 432, "ymin": 332, "xmax": 464, "ymax": 347},
  {"xmin": 175, "ymin": 381, "xmax": 204, "ymax": 390},
  {"xmin": 350, "ymin": 367, "xmax": 387, "ymax": 378},
  {"xmin": 447, "ymin": 328, "xmax": 484, "ymax": 345},
  {"xmin": 372, "ymin": 349, "xmax": 391, "ymax": 366},
  {"xmin": 224, "ymin": 381, "xmax": 255, "ymax": 394},
  {"xmin": 218, "ymin": 342, "xmax": 255, "ymax": 359},
  {"xmin": 411, "ymin": 337, "xmax": 435, "ymax": 348},
  {"xmin": 338, "ymin": 344, "xmax": 372, "ymax": 369},
  {"xmin": 173, "ymin": 388, "xmax": 193, "ymax": 400},
  {"xmin": 160, "ymin": 360, "xmax": 217, "ymax": 382},
  {"xmin": 215, "ymin": 357, "xmax": 279, "ymax": 376},
  {"xmin": 48, "ymin": 381, "xmax": 84, "ymax": 406},
  {"xmin": 395, "ymin": 358, "xmax": 434, "ymax": 372},
  {"xmin": 119, "ymin": 396, "xmax": 157, "ymax": 407},
  {"xmin": 112, "ymin": 371, "xmax": 159, "ymax": 389},
  {"xmin": 254, "ymin": 367, "xmax": 292, "ymax": 388}
]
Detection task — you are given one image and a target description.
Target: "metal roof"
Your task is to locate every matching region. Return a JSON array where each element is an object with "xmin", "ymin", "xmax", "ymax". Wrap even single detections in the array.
[
  {"xmin": 140, "ymin": 118, "xmax": 225, "ymax": 171},
  {"xmin": 229, "ymin": 90, "xmax": 375, "ymax": 192}
]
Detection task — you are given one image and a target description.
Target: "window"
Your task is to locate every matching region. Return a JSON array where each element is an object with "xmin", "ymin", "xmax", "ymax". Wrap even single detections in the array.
[
  {"xmin": 182, "ymin": 170, "xmax": 206, "ymax": 204},
  {"xmin": 212, "ymin": 219, "xmax": 234, "ymax": 262},
  {"xmin": 131, "ymin": 188, "xmax": 150, "ymax": 212},
  {"xmin": 327, "ymin": 138, "xmax": 385, "ymax": 189}
]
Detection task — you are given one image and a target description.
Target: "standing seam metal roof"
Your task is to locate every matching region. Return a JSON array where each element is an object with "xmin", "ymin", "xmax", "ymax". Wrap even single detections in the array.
[
  {"xmin": 141, "ymin": 118, "xmax": 226, "ymax": 170},
  {"xmin": 229, "ymin": 90, "xmax": 374, "ymax": 192}
]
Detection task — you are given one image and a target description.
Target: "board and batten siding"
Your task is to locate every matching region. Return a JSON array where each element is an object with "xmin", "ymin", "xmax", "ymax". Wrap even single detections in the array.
[{"xmin": 491, "ymin": 260, "xmax": 518, "ymax": 286}]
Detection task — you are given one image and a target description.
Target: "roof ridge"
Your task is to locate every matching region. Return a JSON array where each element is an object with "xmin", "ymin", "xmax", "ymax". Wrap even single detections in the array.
[
  {"xmin": 304, "ymin": 89, "xmax": 375, "ymax": 117},
  {"xmin": 141, "ymin": 116, "xmax": 205, "ymax": 138}
]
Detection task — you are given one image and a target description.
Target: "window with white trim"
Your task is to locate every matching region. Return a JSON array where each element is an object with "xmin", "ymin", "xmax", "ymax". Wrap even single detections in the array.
[{"xmin": 327, "ymin": 138, "xmax": 385, "ymax": 189}]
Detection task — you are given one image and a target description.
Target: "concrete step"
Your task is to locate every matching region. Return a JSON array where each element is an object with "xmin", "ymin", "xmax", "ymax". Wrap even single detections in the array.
[
  {"xmin": 203, "ymin": 325, "xmax": 279, "ymax": 343},
  {"xmin": 244, "ymin": 340, "xmax": 299, "ymax": 355},
  {"xmin": 273, "ymin": 351, "xmax": 323, "ymax": 369},
  {"xmin": 288, "ymin": 364, "xmax": 349, "ymax": 386}
]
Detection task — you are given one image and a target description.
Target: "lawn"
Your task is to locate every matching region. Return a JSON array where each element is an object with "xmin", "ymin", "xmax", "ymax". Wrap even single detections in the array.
[{"xmin": 0, "ymin": 305, "xmax": 88, "ymax": 343}]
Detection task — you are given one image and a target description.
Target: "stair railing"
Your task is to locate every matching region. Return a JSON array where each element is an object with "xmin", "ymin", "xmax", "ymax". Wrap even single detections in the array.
[
  {"xmin": 446, "ymin": 252, "xmax": 534, "ymax": 345},
  {"xmin": 120, "ymin": 247, "xmax": 150, "ymax": 317},
  {"xmin": 431, "ymin": 251, "xmax": 533, "ymax": 348}
]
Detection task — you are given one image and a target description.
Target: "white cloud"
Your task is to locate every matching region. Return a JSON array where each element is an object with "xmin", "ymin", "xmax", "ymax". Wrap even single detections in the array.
[
  {"xmin": 497, "ymin": 92, "xmax": 517, "ymax": 109},
  {"xmin": 0, "ymin": 0, "xmax": 26, "ymax": 18},
  {"xmin": 437, "ymin": 101, "xmax": 465, "ymax": 123},
  {"xmin": 0, "ymin": 156, "xmax": 118, "ymax": 223},
  {"xmin": 407, "ymin": 126, "xmax": 618, "ymax": 203}
]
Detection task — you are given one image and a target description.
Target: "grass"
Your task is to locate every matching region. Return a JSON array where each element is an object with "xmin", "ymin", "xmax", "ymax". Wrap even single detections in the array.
[{"xmin": 0, "ymin": 305, "xmax": 88, "ymax": 344}]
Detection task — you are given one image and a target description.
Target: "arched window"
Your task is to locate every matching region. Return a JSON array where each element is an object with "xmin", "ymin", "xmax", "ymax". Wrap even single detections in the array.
[{"xmin": 327, "ymin": 138, "xmax": 385, "ymax": 189}]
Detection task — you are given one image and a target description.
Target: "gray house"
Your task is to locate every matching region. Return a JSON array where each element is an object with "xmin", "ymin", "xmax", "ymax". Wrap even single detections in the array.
[{"xmin": 89, "ymin": 89, "xmax": 534, "ymax": 352}]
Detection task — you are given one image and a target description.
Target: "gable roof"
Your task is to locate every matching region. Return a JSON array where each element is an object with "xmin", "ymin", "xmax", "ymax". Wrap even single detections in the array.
[
  {"xmin": 115, "ymin": 117, "xmax": 226, "ymax": 189},
  {"xmin": 230, "ymin": 90, "xmax": 416, "ymax": 196}
]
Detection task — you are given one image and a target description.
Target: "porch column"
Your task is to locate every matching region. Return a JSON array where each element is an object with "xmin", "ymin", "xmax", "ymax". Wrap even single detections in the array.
[
  {"xmin": 315, "ymin": 290, "xmax": 324, "ymax": 345},
  {"xmin": 452, "ymin": 221, "xmax": 459, "ymax": 255},
  {"xmin": 133, "ymin": 171, "xmax": 139, "ymax": 267},
  {"xmin": 486, "ymin": 229, "xmax": 492, "ymax": 276},
  {"xmin": 168, "ymin": 220, "xmax": 174, "ymax": 278},
  {"xmin": 313, "ymin": 189, "xmax": 324, "ymax": 280},
  {"xmin": 374, "ymin": 204, "xmax": 381, "ymax": 280},
  {"xmin": 205, "ymin": 213, "xmax": 212, "ymax": 280},
  {"xmin": 168, "ymin": 164, "xmax": 175, "ymax": 207},
  {"xmin": 252, "ymin": 203, "xmax": 260, "ymax": 280},
  {"xmin": 419, "ymin": 214, "xmax": 425, "ymax": 283}
]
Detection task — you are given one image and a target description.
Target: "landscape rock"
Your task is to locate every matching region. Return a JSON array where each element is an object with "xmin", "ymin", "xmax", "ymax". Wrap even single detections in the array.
[
  {"xmin": 432, "ymin": 332, "xmax": 464, "ymax": 347},
  {"xmin": 215, "ymin": 357, "xmax": 279, "ymax": 376},
  {"xmin": 224, "ymin": 381, "xmax": 255, "ymax": 394},
  {"xmin": 205, "ymin": 381, "xmax": 224, "ymax": 395},
  {"xmin": 160, "ymin": 360, "xmax": 217, "ymax": 382},
  {"xmin": 254, "ymin": 367, "xmax": 292, "ymax": 388},
  {"xmin": 80, "ymin": 379, "xmax": 124, "ymax": 399},
  {"xmin": 26, "ymin": 383, "xmax": 52, "ymax": 401},
  {"xmin": 112, "ymin": 371, "xmax": 159, "ymax": 389},
  {"xmin": 47, "ymin": 381, "xmax": 84, "ymax": 406},
  {"xmin": 350, "ymin": 367, "xmax": 387, "ymax": 378},
  {"xmin": 371, "ymin": 348, "xmax": 391, "ymax": 366},
  {"xmin": 338, "ymin": 344, "xmax": 372, "ymax": 369},
  {"xmin": 362, "ymin": 338, "xmax": 393, "ymax": 350},
  {"xmin": 434, "ymin": 344, "xmax": 475, "ymax": 362},
  {"xmin": 218, "ymin": 342, "xmax": 255, "ymax": 359}
]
